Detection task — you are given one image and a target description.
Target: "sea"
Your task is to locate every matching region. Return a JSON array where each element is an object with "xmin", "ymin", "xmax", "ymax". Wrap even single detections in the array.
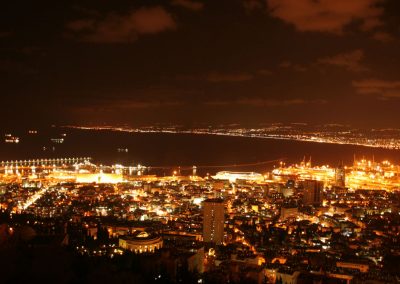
[{"xmin": 1, "ymin": 127, "xmax": 400, "ymax": 176}]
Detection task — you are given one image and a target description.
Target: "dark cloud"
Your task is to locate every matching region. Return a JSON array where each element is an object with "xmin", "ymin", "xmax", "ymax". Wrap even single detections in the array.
[
  {"xmin": 206, "ymin": 72, "xmax": 254, "ymax": 82},
  {"xmin": 171, "ymin": 0, "xmax": 204, "ymax": 11},
  {"xmin": 76, "ymin": 100, "xmax": 184, "ymax": 112},
  {"xmin": 279, "ymin": 61, "xmax": 307, "ymax": 72},
  {"xmin": 66, "ymin": 6, "xmax": 176, "ymax": 43},
  {"xmin": 268, "ymin": 0, "xmax": 384, "ymax": 33},
  {"xmin": 242, "ymin": 0, "xmax": 265, "ymax": 12},
  {"xmin": 205, "ymin": 98, "xmax": 327, "ymax": 107},
  {"xmin": 0, "ymin": 31, "xmax": 12, "ymax": 38},
  {"xmin": 353, "ymin": 79, "xmax": 400, "ymax": 99},
  {"xmin": 0, "ymin": 59, "xmax": 37, "ymax": 75},
  {"xmin": 317, "ymin": 49, "xmax": 368, "ymax": 72},
  {"xmin": 0, "ymin": 0, "xmax": 400, "ymax": 127},
  {"xmin": 257, "ymin": 69, "xmax": 273, "ymax": 76},
  {"xmin": 372, "ymin": 31, "xmax": 395, "ymax": 42}
]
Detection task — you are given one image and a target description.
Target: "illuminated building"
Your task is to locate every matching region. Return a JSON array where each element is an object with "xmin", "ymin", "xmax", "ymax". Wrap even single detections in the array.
[
  {"xmin": 335, "ymin": 162, "xmax": 346, "ymax": 187},
  {"xmin": 279, "ymin": 186, "xmax": 294, "ymax": 197},
  {"xmin": 212, "ymin": 171, "xmax": 264, "ymax": 183},
  {"xmin": 4, "ymin": 134, "xmax": 19, "ymax": 143},
  {"xmin": 75, "ymin": 173, "xmax": 124, "ymax": 184},
  {"xmin": 203, "ymin": 198, "xmax": 225, "ymax": 245},
  {"xmin": 280, "ymin": 206, "xmax": 298, "ymax": 221},
  {"xmin": 272, "ymin": 158, "xmax": 400, "ymax": 191},
  {"xmin": 302, "ymin": 180, "xmax": 323, "ymax": 206},
  {"xmin": 119, "ymin": 231, "xmax": 163, "ymax": 253},
  {"xmin": 272, "ymin": 164, "xmax": 334, "ymax": 183},
  {"xmin": 51, "ymin": 138, "xmax": 64, "ymax": 144},
  {"xmin": 336, "ymin": 262, "xmax": 369, "ymax": 273}
]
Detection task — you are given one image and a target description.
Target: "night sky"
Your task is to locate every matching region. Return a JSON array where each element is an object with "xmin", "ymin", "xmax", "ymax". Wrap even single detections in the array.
[{"xmin": 1, "ymin": 0, "xmax": 400, "ymax": 128}]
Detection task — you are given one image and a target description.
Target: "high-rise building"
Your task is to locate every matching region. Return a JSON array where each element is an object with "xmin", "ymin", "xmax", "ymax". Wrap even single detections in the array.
[
  {"xmin": 335, "ymin": 162, "xmax": 346, "ymax": 187},
  {"xmin": 280, "ymin": 206, "xmax": 298, "ymax": 221},
  {"xmin": 203, "ymin": 198, "xmax": 225, "ymax": 245},
  {"xmin": 302, "ymin": 180, "xmax": 323, "ymax": 206}
]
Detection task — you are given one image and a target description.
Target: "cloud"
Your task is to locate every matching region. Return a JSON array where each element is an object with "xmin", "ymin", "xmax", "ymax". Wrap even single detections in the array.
[
  {"xmin": 171, "ymin": 0, "xmax": 204, "ymax": 11},
  {"xmin": 205, "ymin": 98, "xmax": 327, "ymax": 107},
  {"xmin": 0, "ymin": 31, "xmax": 12, "ymax": 38},
  {"xmin": 258, "ymin": 69, "xmax": 273, "ymax": 76},
  {"xmin": 110, "ymin": 100, "xmax": 183, "ymax": 109},
  {"xmin": 317, "ymin": 49, "xmax": 368, "ymax": 72},
  {"xmin": 352, "ymin": 79, "xmax": 400, "ymax": 99},
  {"xmin": 74, "ymin": 99, "xmax": 184, "ymax": 113},
  {"xmin": 177, "ymin": 69, "xmax": 271, "ymax": 82},
  {"xmin": 372, "ymin": 31, "xmax": 395, "ymax": 42},
  {"xmin": 67, "ymin": 19, "xmax": 95, "ymax": 31},
  {"xmin": 279, "ymin": 61, "xmax": 291, "ymax": 68},
  {"xmin": 279, "ymin": 61, "xmax": 307, "ymax": 72},
  {"xmin": 66, "ymin": 6, "xmax": 176, "ymax": 43},
  {"xmin": 242, "ymin": 0, "xmax": 265, "ymax": 12},
  {"xmin": 0, "ymin": 59, "xmax": 39, "ymax": 75},
  {"xmin": 268, "ymin": 0, "xmax": 384, "ymax": 33},
  {"xmin": 206, "ymin": 72, "xmax": 254, "ymax": 82}
]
